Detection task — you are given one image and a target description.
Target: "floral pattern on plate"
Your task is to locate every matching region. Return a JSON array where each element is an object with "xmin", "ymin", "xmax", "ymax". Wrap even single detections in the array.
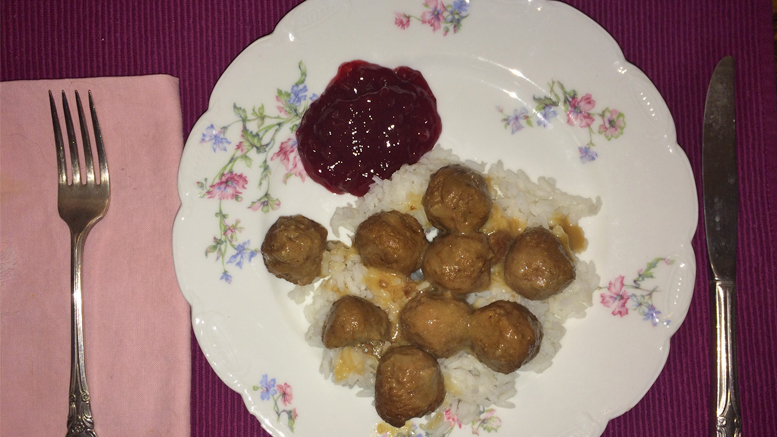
[
  {"xmin": 375, "ymin": 406, "xmax": 501, "ymax": 437},
  {"xmin": 442, "ymin": 406, "xmax": 502, "ymax": 436},
  {"xmin": 197, "ymin": 62, "xmax": 316, "ymax": 283},
  {"xmin": 395, "ymin": 0, "xmax": 470, "ymax": 35},
  {"xmin": 253, "ymin": 374, "xmax": 298, "ymax": 432},
  {"xmin": 600, "ymin": 257, "xmax": 674, "ymax": 326},
  {"xmin": 498, "ymin": 80, "xmax": 626, "ymax": 163}
]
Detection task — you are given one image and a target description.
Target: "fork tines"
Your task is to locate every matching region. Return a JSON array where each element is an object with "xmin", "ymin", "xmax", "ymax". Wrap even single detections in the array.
[{"xmin": 48, "ymin": 90, "xmax": 109, "ymax": 186}]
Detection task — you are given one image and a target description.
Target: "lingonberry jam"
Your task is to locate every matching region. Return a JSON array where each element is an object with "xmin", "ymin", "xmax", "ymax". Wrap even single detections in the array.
[{"xmin": 296, "ymin": 60, "xmax": 442, "ymax": 196}]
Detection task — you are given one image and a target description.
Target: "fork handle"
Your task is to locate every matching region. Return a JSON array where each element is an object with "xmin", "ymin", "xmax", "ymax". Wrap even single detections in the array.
[
  {"xmin": 67, "ymin": 230, "xmax": 98, "ymax": 437},
  {"xmin": 712, "ymin": 279, "xmax": 742, "ymax": 437}
]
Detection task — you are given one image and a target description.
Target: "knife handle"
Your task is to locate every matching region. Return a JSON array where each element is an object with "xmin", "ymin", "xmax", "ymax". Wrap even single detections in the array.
[{"xmin": 712, "ymin": 279, "xmax": 742, "ymax": 437}]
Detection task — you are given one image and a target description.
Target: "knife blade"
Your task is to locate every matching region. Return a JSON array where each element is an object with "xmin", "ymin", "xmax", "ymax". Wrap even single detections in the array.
[{"xmin": 702, "ymin": 55, "xmax": 741, "ymax": 437}]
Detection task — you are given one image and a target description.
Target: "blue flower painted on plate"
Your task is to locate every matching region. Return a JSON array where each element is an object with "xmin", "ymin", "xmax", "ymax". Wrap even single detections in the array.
[
  {"xmin": 288, "ymin": 83, "xmax": 308, "ymax": 106},
  {"xmin": 227, "ymin": 240, "xmax": 258, "ymax": 269},
  {"xmin": 253, "ymin": 374, "xmax": 298, "ymax": 431},
  {"xmin": 452, "ymin": 0, "xmax": 469, "ymax": 14},
  {"xmin": 642, "ymin": 305, "xmax": 662, "ymax": 326},
  {"xmin": 201, "ymin": 124, "xmax": 231, "ymax": 152},
  {"xmin": 505, "ymin": 107, "xmax": 529, "ymax": 133},
  {"xmin": 535, "ymin": 105, "xmax": 557, "ymax": 127},
  {"xmin": 258, "ymin": 374, "xmax": 277, "ymax": 401},
  {"xmin": 579, "ymin": 146, "xmax": 598, "ymax": 162}
]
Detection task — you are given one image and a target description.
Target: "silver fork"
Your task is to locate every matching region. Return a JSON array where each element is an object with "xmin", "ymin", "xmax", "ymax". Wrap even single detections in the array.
[{"xmin": 49, "ymin": 90, "xmax": 109, "ymax": 437}]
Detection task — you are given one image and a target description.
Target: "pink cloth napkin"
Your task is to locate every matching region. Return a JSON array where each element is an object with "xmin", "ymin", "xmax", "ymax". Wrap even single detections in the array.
[{"xmin": 0, "ymin": 77, "xmax": 191, "ymax": 436}]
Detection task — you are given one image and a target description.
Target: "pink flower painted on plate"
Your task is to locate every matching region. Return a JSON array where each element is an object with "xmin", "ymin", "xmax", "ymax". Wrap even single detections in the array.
[
  {"xmin": 270, "ymin": 138, "xmax": 307, "ymax": 182},
  {"xmin": 275, "ymin": 95, "xmax": 290, "ymax": 117},
  {"xmin": 444, "ymin": 408, "xmax": 463, "ymax": 428},
  {"xmin": 566, "ymin": 93, "xmax": 596, "ymax": 128},
  {"xmin": 277, "ymin": 382, "xmax": 293, "ymax": 406},
  {"xmin": 223, "ymin": 219, "xmax": 243, "ymax": 240},
  {"xmin": 205, "ymin": 171, "xmax": 248, "ymax": 200},
  {"xmin": 395, "ymin": 12, "xmax": 411, "ymax": 29},
  {"xmin": 248, "ymin": 195, "xmax": 281, "ymax": 212},
  {"xmin": 598, "ymin": 108, "xmax": 626, "ymax": 139},
  {"xmin": 600, "ymin": 275, "xmax": 630, "ymax": 317},
  {"xmin": 421, "ymin": 0, "xmax": 445, "ymax": 32}
]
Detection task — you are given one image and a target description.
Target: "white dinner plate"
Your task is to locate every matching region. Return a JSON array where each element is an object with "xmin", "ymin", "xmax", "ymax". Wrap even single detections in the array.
[{"xmin": 173, "ymin": 1, "xmax": 698, "ymax": 436}]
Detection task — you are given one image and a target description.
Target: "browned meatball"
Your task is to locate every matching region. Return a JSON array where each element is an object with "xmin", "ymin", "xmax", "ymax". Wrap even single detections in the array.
[
  {"xmin": 504, "ymin": 227, "xmax": 576, "ymax": 300},
  {"xmin": 261, "ymin": 215, "xmax": 327, "ymax": 285},
  {"xmin": 374, "ymin": 346, "xmax": 445, "ymax": 427},
  {"xmin": 468, "ymin": 300, "xmax": 543, "ymax": 374},
  {"xmin": 422, "ymin": 232, "xmax": 493, "ymax": 296},
  {"xmin": 399, "ymin": 293, "xmax": 472, "ymax": 358},
  {"xmin": 322, "ymin": 295, "xmax": 391, "ymax": 349},
  {"xmin": 354, "ymin": 210, "xmax": 429, "ymax": 276},
  {"xmin": 422, "ymin": 164, "xmax": 492, "ymax": 233}
]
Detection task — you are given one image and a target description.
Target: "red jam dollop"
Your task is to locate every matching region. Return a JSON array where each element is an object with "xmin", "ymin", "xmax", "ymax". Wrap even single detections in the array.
[{"xmin": 296, "ymin": 60, "xmax": 442, "ymax": 197}]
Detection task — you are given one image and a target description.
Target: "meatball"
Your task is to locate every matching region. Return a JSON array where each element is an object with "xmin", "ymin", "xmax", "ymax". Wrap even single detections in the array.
[
  {"xmin": 354, "ymin": 210, "xmax": 429, "ymax": 276},
  {"xmin": 422, "ymin": 164, "xmax": 492, "ymax": 233},
  {"xmin": 422, "ymin": 232, "xmax": 493, "ymax": 296},
  {"xmin": 261, "ymin": 215, "xmax": 327, "ymax": 285},
  {"xmin": 468, "ymin": 300, "xmax": 543, "ymax": 374},
  {"xmin": 399, "ymin": 293, "xmax": 472, "ymax": 358},
  {"xmin": 374, "ymin": 346, "xmax": 445, "ymax": 427},
  {"xmin": 504, "ymin": 227, "xmax": 576, "ymax": 300},
  {"xmin": 322, "ymin": 295, "xmax": 391, "ymax": 349}
]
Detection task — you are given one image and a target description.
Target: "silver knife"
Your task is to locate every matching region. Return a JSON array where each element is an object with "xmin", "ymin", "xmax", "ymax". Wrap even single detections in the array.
[{"xmin": 702, "ymin": 55, "xmax": 741, "ymax": 437}]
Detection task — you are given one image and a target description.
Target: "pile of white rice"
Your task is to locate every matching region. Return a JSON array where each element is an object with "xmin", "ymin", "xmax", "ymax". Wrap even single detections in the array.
[{"xmin": 289, "ymin": 146, "xmax": 601, "ymax": 435}]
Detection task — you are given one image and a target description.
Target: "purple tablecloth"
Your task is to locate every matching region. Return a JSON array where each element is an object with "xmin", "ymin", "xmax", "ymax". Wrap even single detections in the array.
[{"xmin": 3, "ymin": 0, "xmax": 775, "ymax": 436}]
